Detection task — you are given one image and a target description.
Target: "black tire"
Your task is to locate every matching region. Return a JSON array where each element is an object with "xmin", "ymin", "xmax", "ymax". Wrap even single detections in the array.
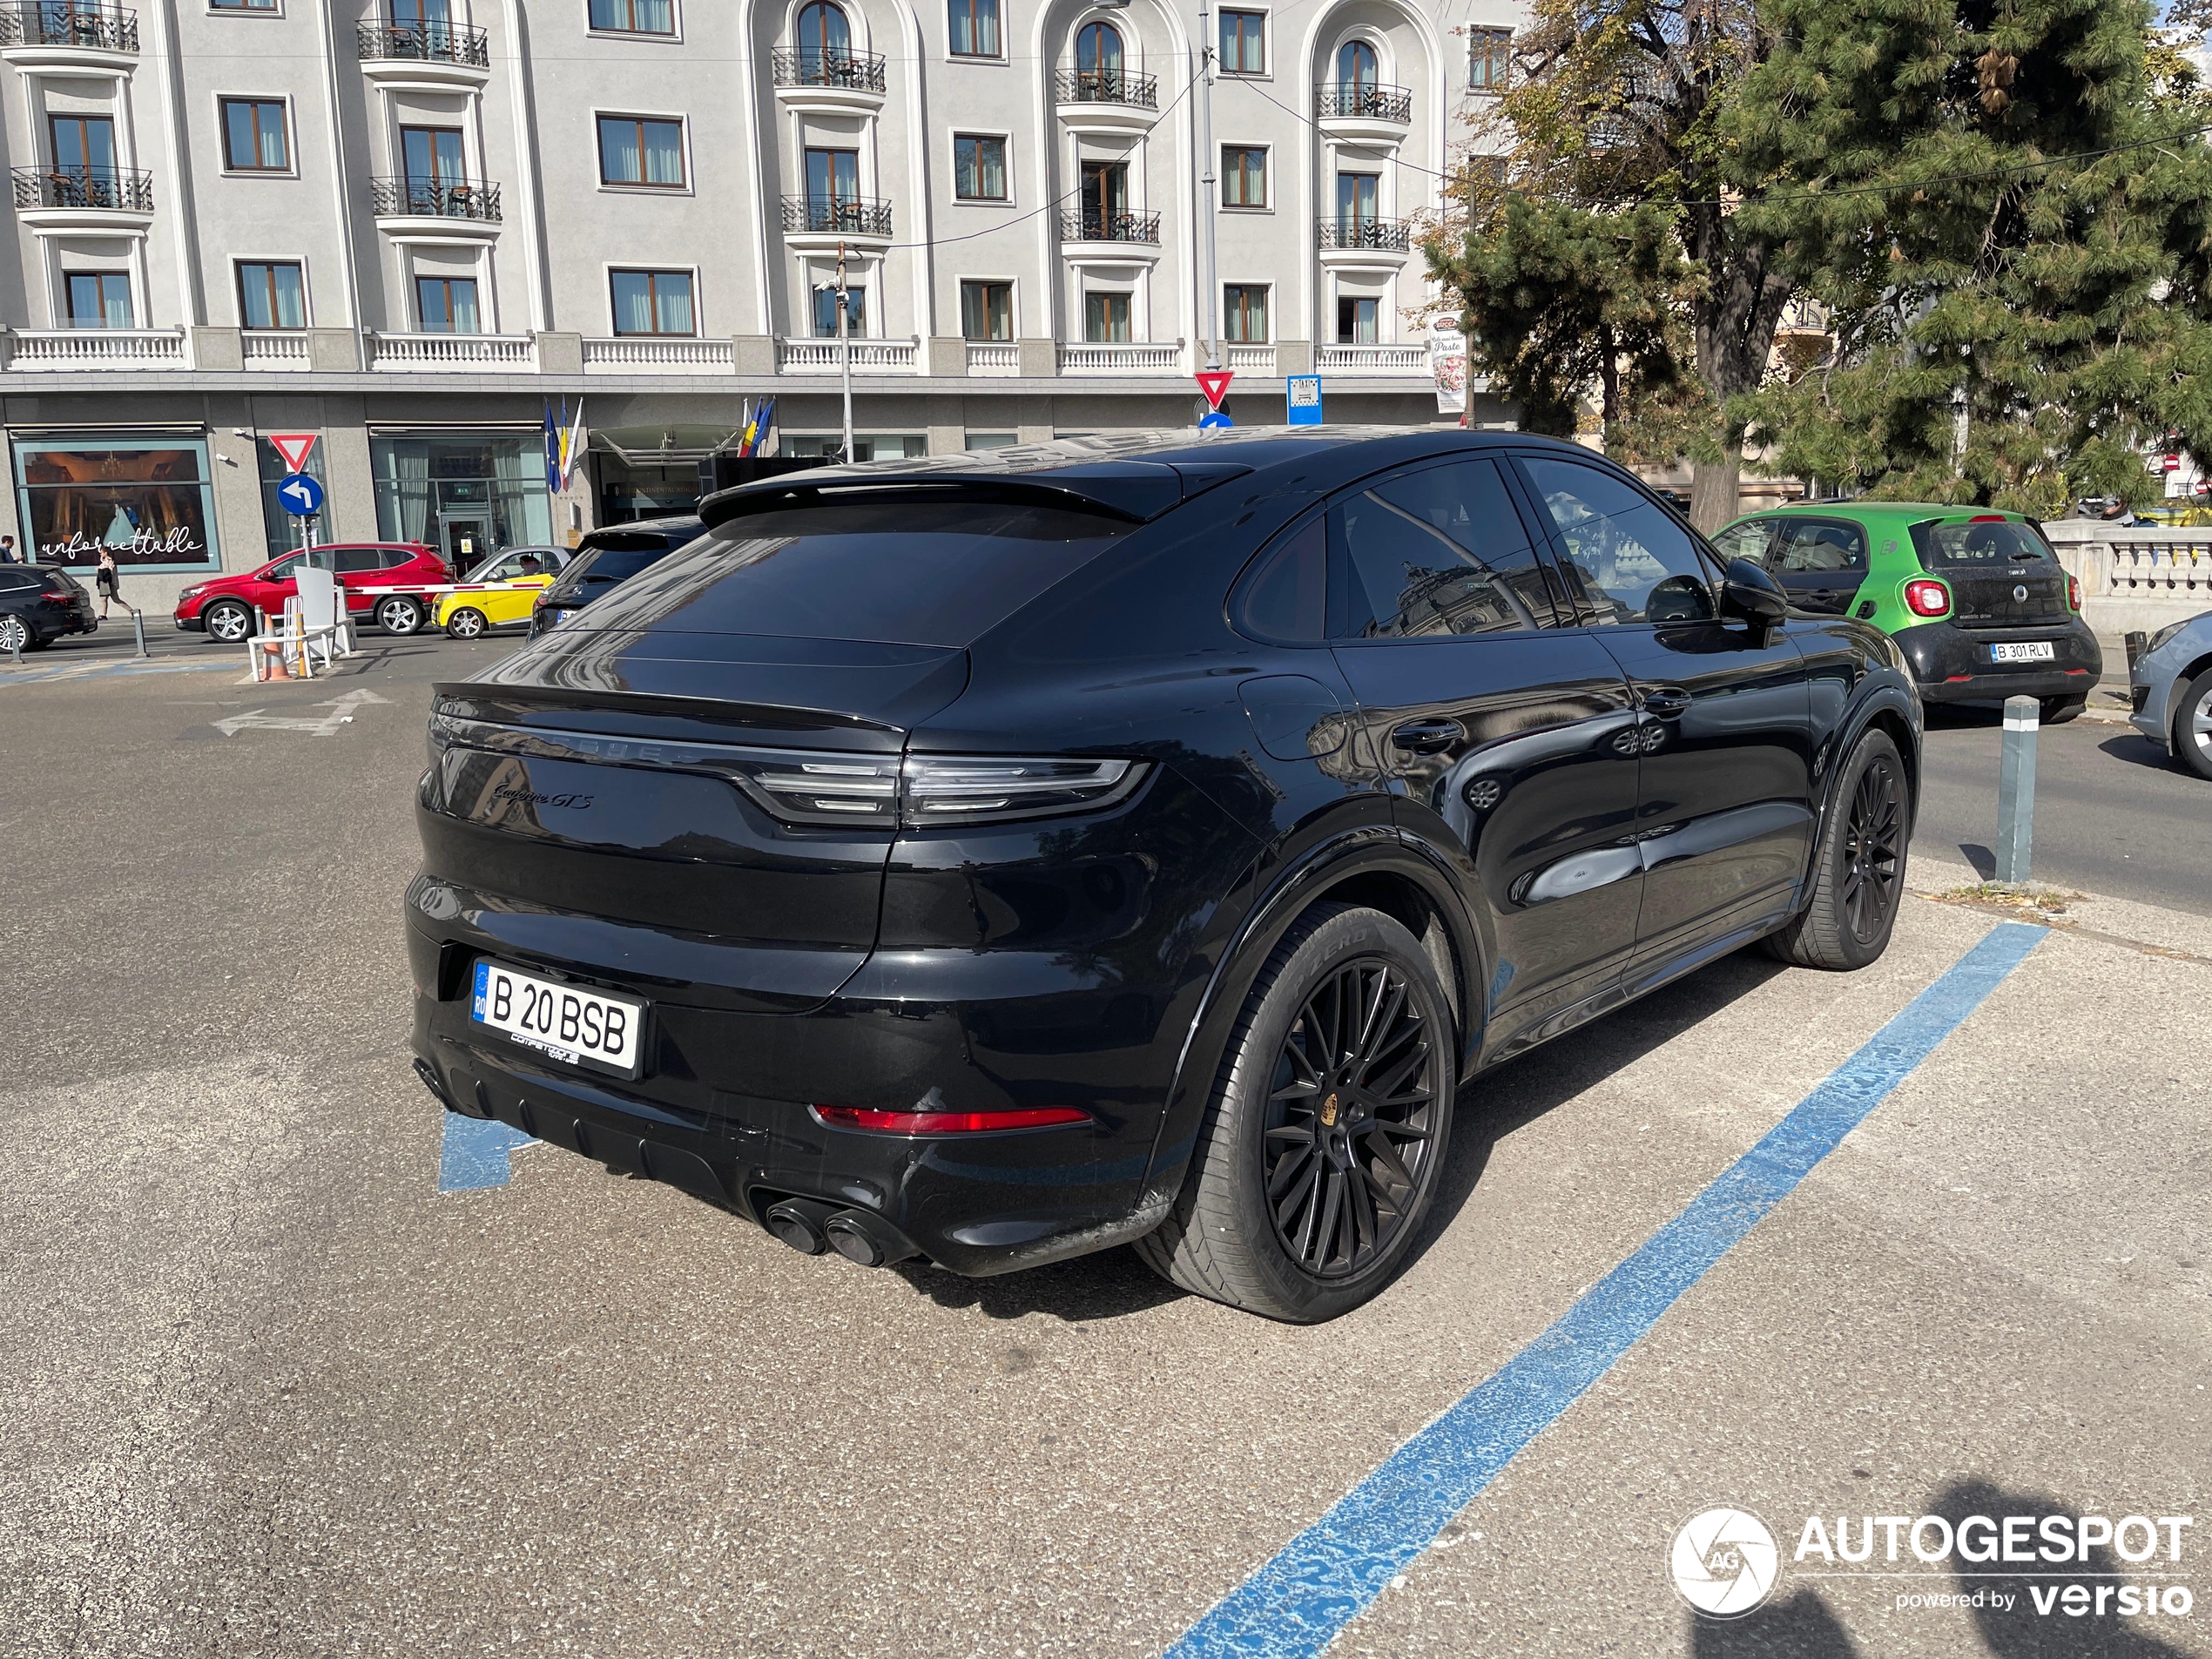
[
  {"xmin": 2040, "ymin": 695, "xmax": 2085, "ymax": 725},
  {"xmin": 202, "ymin": 599, "xmax": 253, "ymax": 644},
  {"xmin": 2174, "ymin": 667, "xmax": 2212, "ymax": 782},
  {"xmin": 376, "ymin": 595, "xmax": 425, "ymax": 636},
  {"xmin": 444, "ymin": 606, "xmax": 488, "ymax": 640},
  {"xmin": 1135, "ymin": 903, "xmax": 1456, "ymax": 1323},
  {"xmin": 1764, "ymin": 729, "xmax": 1908, "ymax": 970}
]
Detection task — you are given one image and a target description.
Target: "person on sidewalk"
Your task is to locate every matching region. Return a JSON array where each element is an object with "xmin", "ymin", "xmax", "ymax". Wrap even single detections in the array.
[{"xmin": 0, "ymin": 535, "xmax": 16, "ymax": 562}]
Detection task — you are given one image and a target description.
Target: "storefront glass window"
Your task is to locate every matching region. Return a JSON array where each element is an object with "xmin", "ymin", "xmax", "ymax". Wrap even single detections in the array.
[
  {"xmin": 256, "ymin": 436, "xmax": 333, "ymax": 562},
  {"xmin": 370, "ymin": 433, "xmax": 552, "ymax": 566},
  {"xmin": 779, "ymin": 434, "xmax": 927, "ymax": 461},
  {"xmin": 12, "ymin": 437, "xmax": 221, "ymax": 570}
]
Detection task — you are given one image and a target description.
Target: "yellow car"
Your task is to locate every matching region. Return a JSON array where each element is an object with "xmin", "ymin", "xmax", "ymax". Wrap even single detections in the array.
[{"xmin": 435, "ymin": 547, "xmax": 570, "ymax": 639}]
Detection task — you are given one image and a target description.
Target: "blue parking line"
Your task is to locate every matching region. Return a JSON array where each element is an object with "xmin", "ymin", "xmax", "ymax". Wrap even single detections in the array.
[
  {"xmin": 437, "ymin": 1111, "xmax": 538, "ymax": 1193},
  {"xmin": 1166, "ymin": 921, "xmax": 2048, "ymax": 1659}
]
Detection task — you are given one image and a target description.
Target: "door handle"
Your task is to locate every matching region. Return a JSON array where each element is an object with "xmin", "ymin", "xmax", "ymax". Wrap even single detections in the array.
[
  {"xmin": 1638, "ymin": 690, "xmax": 1692, "ymax": 719},
  {"xmin": 1390, "ymin": 718, "xmax": 1463, "ymax": 754}
]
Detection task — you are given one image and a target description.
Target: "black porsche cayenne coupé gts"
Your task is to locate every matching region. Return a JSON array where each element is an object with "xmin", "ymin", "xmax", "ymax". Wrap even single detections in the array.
[{"xmin": 407, "ymin": 428, "xmax": 1919, "ymax": 1322}]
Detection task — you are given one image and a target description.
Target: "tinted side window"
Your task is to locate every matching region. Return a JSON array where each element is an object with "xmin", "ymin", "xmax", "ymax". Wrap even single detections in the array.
[
  {"xmin": 0, "ymin": 570, "xmax": 32, "ymax": 590},
  {"xmin": 1332, "ymin": 458, "xmax": 1557, "ymax": 638},
  {"xmin": 1772, "ymin": 519, "xmax": 1866, "ymax": 574},
  {"xmin": 333, "ymin": 548, "xmax": 385, "ymax": 574},
  {"xmin": 1709, "ymin": 519, "xmax": 1774, "ymax": 567},
  {"xmin": 1519, "ymin": 456, "xmax": 1714, "ymax": 624},
  {"xmin": 265, "ymin": 555, "xmax": 303, "ymax": 581},
  {"xmin": 1234, "ymin": 516, "xmax": 1326, "ymax": 642},
  {"xmin": 381, "ymin": 546, "xmax": 419, "ymax": 568}
]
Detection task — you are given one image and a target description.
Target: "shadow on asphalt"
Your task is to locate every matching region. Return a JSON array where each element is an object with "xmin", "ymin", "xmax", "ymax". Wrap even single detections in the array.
[
  {"xmin": 2096, "ymin": 731, "xmax": 2185, "ymax": 774},
  {"xmin": 1692, "ymin": 1588, "xmax": 1860, "ymax": 1656}
]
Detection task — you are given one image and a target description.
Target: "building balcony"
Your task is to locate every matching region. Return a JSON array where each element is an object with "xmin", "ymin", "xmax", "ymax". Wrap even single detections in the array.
[
  {"xmin": 1316, "ymin": 80, "xmax": 1413, "ymax": 140},
  {"xmin": 1316, "ymin": 342, "xmax": 1428, "ymax": 374},
  {"xmin": 11, "ymin": 165, "xmax": 152, "ymax": 233},
  {"xmin": 1224, "ymin": 342, "xmax": 1275, "ymax": 373},
  {"xmin": 369, "ymin": 176, "xmax": 502, "ymax": 243},
  {"xmin": 1059, "ymin": 341, "xmax": 1180, "ymax": 374},
  {"xmin": 965, "ymin": 341, "xmax": 1019, "ymax": 376},
  {"xmin": 780, "ymin": 193, "xmax": 892, "ymax": 249},
  {"xmin": 4, "ymin": 325, "xmax": 184, "ymax": 370},
  {"xmin": 0, "ymin": 3, "xmax": 137, "ymax": 70},
  {"xmin": 770, "ymin": 46, "xmax": 887, "ymax": 112},
  {"xmin": 1054, "ymin": 66, "xmax": 1158, "ymax": 133},
  {"xmin": 356, "ymin": 17, "xmax": 491, "ymax": 88},
  {"xmin": 368, "ymin": 331, "xmax": 536, "ymax": 371},
  {"xmin": 777, "ymin": 335, "xmax": 920, "ymax": 374},
  {"xmin": 240, "ymin": 330, "xmax": 311, "ymax": 370},
  {"xmin": 1317, "ymin": 215, "xmax": 1411, "ymax": 266},
  {"xmin": 582, "ymin": 335, "xmax": 736, "ymax": 373},
  {"xmin": 1059, "ymin": 209, "xmax": 1162, "ymax": 261}
]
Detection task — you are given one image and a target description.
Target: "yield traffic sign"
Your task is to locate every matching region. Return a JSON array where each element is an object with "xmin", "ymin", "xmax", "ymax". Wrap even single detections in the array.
[
  {"xmin": 269, "ymin": 432, "xmax": 319, "ymax": 473},
  {"xmin": 1195, "ymin": 370, "xmax": 1233, "ymax": 411}
]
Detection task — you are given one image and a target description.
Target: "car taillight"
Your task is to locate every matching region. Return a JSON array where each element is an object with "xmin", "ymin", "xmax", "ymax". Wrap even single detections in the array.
[
  {"xmin": 42, "ymin": 589, "xmax": 74, "ymax": 603},
  {"xmin": 1905, "ymin": 579, "xmax": 1951, "ymax": 617},
  {"xmin": 2067, "ymin": 573, "xmax": 2080, "ymax": 610},
  {"xmin": 812, "ymin": 1104, "xmax": 1091, "ymax": 1135},
  {"xmin": 740, "ymin": 752, "xmax": 1146, "ymax": 829}
]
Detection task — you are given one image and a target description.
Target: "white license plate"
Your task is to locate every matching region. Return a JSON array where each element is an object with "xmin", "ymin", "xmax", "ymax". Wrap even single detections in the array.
[
  {"xmin": 471, "ymin": 960, "xmax": 645, "ymax": 1076},
  {"xmin": 554, "ymin": 609, "xmax": 576, "ymax": 624},
  {"xmin": 1989, "ymin": 641, "xmax": 2055, "ymax": 664}
]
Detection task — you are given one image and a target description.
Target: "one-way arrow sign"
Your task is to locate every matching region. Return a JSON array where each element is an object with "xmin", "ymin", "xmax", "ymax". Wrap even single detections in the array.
[
  {"xmin": 278, "ymin": 473, "xmax": 324, "ymax": 517},
  {"xmin": 214, "ymin": 688, "xmax": 389, "ymax": 738}
]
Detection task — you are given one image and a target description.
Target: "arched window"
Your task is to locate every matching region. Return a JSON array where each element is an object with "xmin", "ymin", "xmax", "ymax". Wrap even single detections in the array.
[
  {"xmin": 1337, "ymin": 39, "xmax": 1378, "ymax": 91},
  {"xmin": 798, "ymin": 0, "xmax": 851, "ymax": 80},
  {"xmin": 1076, "ymin": 19, "xmax": 1123, "ymax": 96}
]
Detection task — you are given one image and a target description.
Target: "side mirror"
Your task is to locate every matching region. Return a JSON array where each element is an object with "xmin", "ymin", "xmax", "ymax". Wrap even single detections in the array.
[{"xmin": 1720, "ymin": 557, "xmax": 1788, "ymax": 635}]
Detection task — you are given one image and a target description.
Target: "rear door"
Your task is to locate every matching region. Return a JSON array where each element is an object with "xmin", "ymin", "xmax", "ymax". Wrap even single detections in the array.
[
  {"xmin": 1511, "ymin": 453, "xmax": 1815, "ymax": 975},
  {"xmin": 330, "ymin": 545, "xmax": 388, "ymax": 613},
  {"xmin": 1323, "ymin": 455, "xmax": 1646, "ymax": 1048},
  {"xmin": 1764, "ymin": 516, "xmax": 1868, "ymax": 617},
  {"xmin": 1910, "ymin": 516, "xmax": 2072, "ymax": 628}
]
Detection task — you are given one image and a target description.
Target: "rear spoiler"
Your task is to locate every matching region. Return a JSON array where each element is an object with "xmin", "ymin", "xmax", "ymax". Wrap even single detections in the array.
[{"xmin": 698, "ymin": 458, "xmax": 1252, "ymax": 531}]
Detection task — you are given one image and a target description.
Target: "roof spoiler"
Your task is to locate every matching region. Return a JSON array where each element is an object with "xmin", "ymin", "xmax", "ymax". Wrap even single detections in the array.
[{"xmin": 698, "ymin": 457, "xmax": 1252, "ymax": 531}]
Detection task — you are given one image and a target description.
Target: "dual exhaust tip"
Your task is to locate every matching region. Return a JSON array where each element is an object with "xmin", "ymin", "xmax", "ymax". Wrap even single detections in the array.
[{"xmin": 764, "ymin": 1196, "xmax": 916, "ymax": 1269}]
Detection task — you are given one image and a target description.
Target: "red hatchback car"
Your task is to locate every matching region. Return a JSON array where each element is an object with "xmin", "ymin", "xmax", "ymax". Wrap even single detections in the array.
[{"xmin": 174, "ymin": 543, "xmax": 449, "ymax": 643}]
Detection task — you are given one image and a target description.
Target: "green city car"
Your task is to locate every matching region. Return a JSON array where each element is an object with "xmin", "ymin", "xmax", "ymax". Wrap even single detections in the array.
[{"xmin": 1712, "ymin": 503, "xmax": 2102, "ymax": 722}]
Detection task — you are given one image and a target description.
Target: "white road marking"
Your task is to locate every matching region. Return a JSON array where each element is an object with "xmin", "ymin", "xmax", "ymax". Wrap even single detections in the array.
[{"xmin": 212, "ymin": 688, "xmax": 391, "ymax": 738}]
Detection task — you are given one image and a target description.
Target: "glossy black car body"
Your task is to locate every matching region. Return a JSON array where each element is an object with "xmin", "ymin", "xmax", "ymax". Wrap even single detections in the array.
[
  {"xmin": 524, "ymin": 515, "xmax": 706, "ymax": 639},
  {"xmin": 0, "ymin": 563, "xmax": 96, "ymax": 649},
  {"xmin": 407, "ymin": 430, "xmax": 1919, "ymax": 1289}
]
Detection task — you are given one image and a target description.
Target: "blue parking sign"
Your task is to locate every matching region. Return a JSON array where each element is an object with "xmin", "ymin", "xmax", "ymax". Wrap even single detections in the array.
[{"xmin": 1286, "ymin": 374, "xmax": 1323, "ymax": 427}]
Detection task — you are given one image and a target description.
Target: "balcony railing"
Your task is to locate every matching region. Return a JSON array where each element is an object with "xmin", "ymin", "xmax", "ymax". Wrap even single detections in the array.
[
  {"xmin": 7, "ymin": 327, "xmax": 185, "ymax": 369},
  {"xmin": 1224, "ymin": 342, "xmax": 1275, "ymax": 373},
  {"xmin": 240, "ymin": 331, "xmax": 311, "ymax": 369},
  {"xmin": 356, "ymin": 17, "xmax": 489, "ymax": 67},
  {"xmin": 1317, "ymin": 216, "xmax": 1411, "ymax": 252},
  {"xmin": 1060, "ymin": 209, "xmax": 1161, "ymax": 245},
  {"xmin": 780, "ymin": 194, "xmax": 893, "ymax": 237},
  {"xmin": 1059, "ymin": 341, "xmax": 1180, "ymax": 374},
  {"xmin": 1315, "ymin": 80, "xmax": 1413, "ymax": 122},
  {"xmin": 965, "ymin": 341, "xmax": 1019, "ymax": 376},
  {"xmin": 582, "ymin": 335, "xmax": 735, "ymax": 372},
  {"xmin": 770, "ymin": 46, "xmax": 887, "ymax": 93},
  {"xmin": 777, "ymin": 336, "xmax": 920, "ymax": 373},
  {"xmin": 368, "ymin": 332, "xmax": 535, "ymax": 370},
  {"xmin": 12, "ymin": 165, "xmax": 152, "ymax": 212},
  {"xmin": 1054, "ymin": 66, "xmax": 1157, "ymax": 108},
  {"xmin": 0, "ymin": 3, "xmax": 138, "ymax": 51},
  {"xmin": 1316, "ymin": 342, "xmax": 1428, "ymax": 374},
  {"xmin": 370, "ymin": 177, "xmax": 502, "ymax": 221}
]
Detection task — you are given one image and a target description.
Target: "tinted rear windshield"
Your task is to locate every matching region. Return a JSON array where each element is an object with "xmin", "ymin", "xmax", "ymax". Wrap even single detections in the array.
[
  {"xmin": 1911, "ymin": 519, "xmax": 2051, "ymax": 567},
  {"xmin": 579, "ymin": 498, "xmax": 1134, "ymax": 647},
  {"xmin": 569, "ymin": 542, "xmax": 691, "ymax": 586}
]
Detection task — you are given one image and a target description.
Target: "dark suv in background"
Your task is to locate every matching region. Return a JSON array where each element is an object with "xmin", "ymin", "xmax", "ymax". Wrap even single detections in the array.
[
  {"xmin": 525, "ymin": 515, "xmax": 705, "ymax": 638},
  {"xmin": 408, "ymin": 432, "xmax": 1919, "ymax": 1322}
]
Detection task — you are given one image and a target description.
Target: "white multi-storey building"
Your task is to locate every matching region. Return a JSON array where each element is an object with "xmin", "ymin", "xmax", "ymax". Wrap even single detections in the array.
[{"xmin": 0, "ymin": 0, "xmax": 1517, "ymax": 603}]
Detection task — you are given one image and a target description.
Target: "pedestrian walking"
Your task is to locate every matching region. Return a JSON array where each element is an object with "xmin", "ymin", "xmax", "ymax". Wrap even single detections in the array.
[
  {"xmin": 0, "ymin": 534, "xmax": 16, "ymax": 562},
  {"xmin": 95, "ymin": 545, "xmax": 131, "ymax": 617}
]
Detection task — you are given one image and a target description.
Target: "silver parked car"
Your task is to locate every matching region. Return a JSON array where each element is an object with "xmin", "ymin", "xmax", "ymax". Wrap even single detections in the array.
[{"xmin": 2129, "ymin": 610, "xmax": 2212, "ymax": 779}]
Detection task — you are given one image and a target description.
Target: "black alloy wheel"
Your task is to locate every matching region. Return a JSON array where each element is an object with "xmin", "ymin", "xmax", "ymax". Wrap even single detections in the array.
[
  {"xmin": 1264, "ymin": 958, "xmax": 1441, "ymax": 1279},
  {"xmin": 1839, "ymin": 751, "xmax": 1904, "ymax": 947}
]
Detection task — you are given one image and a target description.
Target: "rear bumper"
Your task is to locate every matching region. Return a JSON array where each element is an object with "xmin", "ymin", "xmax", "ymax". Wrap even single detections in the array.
[{"xmin": 1892, "ymin": 616, "xmax": 2101, "ymax": 704}]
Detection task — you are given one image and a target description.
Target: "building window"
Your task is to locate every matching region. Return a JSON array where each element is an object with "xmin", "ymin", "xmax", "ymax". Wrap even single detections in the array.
[
  {"xmin": 14, "ymin": 438, "xmax": 220, "ymax": 571},
  {"xmin": 65, "ymin": 272, "xmax": 132, "ymax": 329},
  {"xmin": 954, "ymin": 134, "xmax": 1006, "ymax": 200},
  {"xmin": 805, "ymin": 145, "xmax": 861, "ymax": 215},
  {"xmin": 1468, "ymin": 25, "xmax": 1510, "ymax": 91},
  {"xmin": 611, "ymin": 269, "xmax": 696, "ymax": 334},
  {"xmin": 399, "ymin": 125, "xmax": 468, "ymax": 212},
  {"xmin": 1224, "ymin": 284, "xmax": 1268, "ymax": 343},
  {"xmin": 237, "ymin": 261, "xmax": 306, "ymax": 328},
  {"xmin": 49, "ymin": 113, "xmax": 117, "ymax": 181},
  {"xmin": 416, "ymin": 275, "xmax": 480, "ymax": 334},
  {"xmin": 589, "ymin": 0, "xmax": 676, "ymax": 33},
  {"xmin": 597, "ymin": 116, "xmax": 685, "ymax": 188},
  {"xmin": 1222, "ymin": 145, "xmax": 1265, "ymax": 206},
  {"xmin": 372, "ymin": 434, "xmax": 554, "ymax": 554},
  {"xmin": 960, "ymin": 280, "xmax": 1011, "ymax": 340},
  {"xmin": 796, "ymin": 0, "xmax": 848, "ymax": 69},
  {"xmin": 965, "ymin": 432, "xmax": 1017, "ymax": 450},
  {"xmin": 1072, "ymin": 19, "xmax": 1120, "ymax": 94},
  {"xmin": 219, "ymin": 98, "xmax": 288, "ymax": 172},
  {"xmin": 1218, "ymin": 9, "xmax": 1263, "ymax": 74},
  {"xmin": 1336, "ymin": 170, "xmax": 1379, "ymax": 228},
  {"xmin": 948, "ymin": 0, "xmax": 998, "ymax": 57},
  {"xmin": 1337, "ymin": 295, "xmax": 1379, "ymax": 343},
  {"xmin": 1084, "ymin": 292, "xmax": 1130, "ymax": 343},
  {"xmin": 1337, "ymin": 38, "xmax": 1378, "ymax": 90},
  {"xmin": 209, "ymin": 0, "xmax": 279, "ymax": 10},
  {"xmin": 811, "ymin": 284, "xmax": 866, "ymax": 338}
]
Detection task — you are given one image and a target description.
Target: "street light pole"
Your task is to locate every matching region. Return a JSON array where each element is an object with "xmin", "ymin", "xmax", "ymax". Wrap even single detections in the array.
[
  {"xmin": 1194, "ymin": 0, "xmax": 1219, "ymax": 374},
  {"xmin": 837, "ymin": 239, "xmax": 855, "ymax": 462}
]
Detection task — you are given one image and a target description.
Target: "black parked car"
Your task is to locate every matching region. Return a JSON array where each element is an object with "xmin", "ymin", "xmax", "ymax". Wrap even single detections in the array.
[
  {"xmin": 0, "ymin": 563, "xmax": 96, "ymax": 651},
  {"xmin": 524, "ymin": 515, "xmax": 706, "ymax": 639},
  {"xmin": 408, "ymin": 431, "xmax": 1920, "ymax": 1322}
]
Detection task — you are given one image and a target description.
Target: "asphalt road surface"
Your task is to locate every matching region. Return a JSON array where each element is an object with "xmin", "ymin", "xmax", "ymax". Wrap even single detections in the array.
[{"xmin": 3, "ymin": 636, "xmax": 2205, "ymax": 1659}]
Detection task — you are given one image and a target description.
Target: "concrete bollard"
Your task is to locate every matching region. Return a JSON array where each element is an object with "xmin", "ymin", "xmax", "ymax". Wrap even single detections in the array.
[
  {"xmin": 1995, "ymin": 695, "xmax": 2039, "ymax": 884},
  {"xmin": 132, "ymin": 610, "xmax": 149, "ymax": 658}
]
